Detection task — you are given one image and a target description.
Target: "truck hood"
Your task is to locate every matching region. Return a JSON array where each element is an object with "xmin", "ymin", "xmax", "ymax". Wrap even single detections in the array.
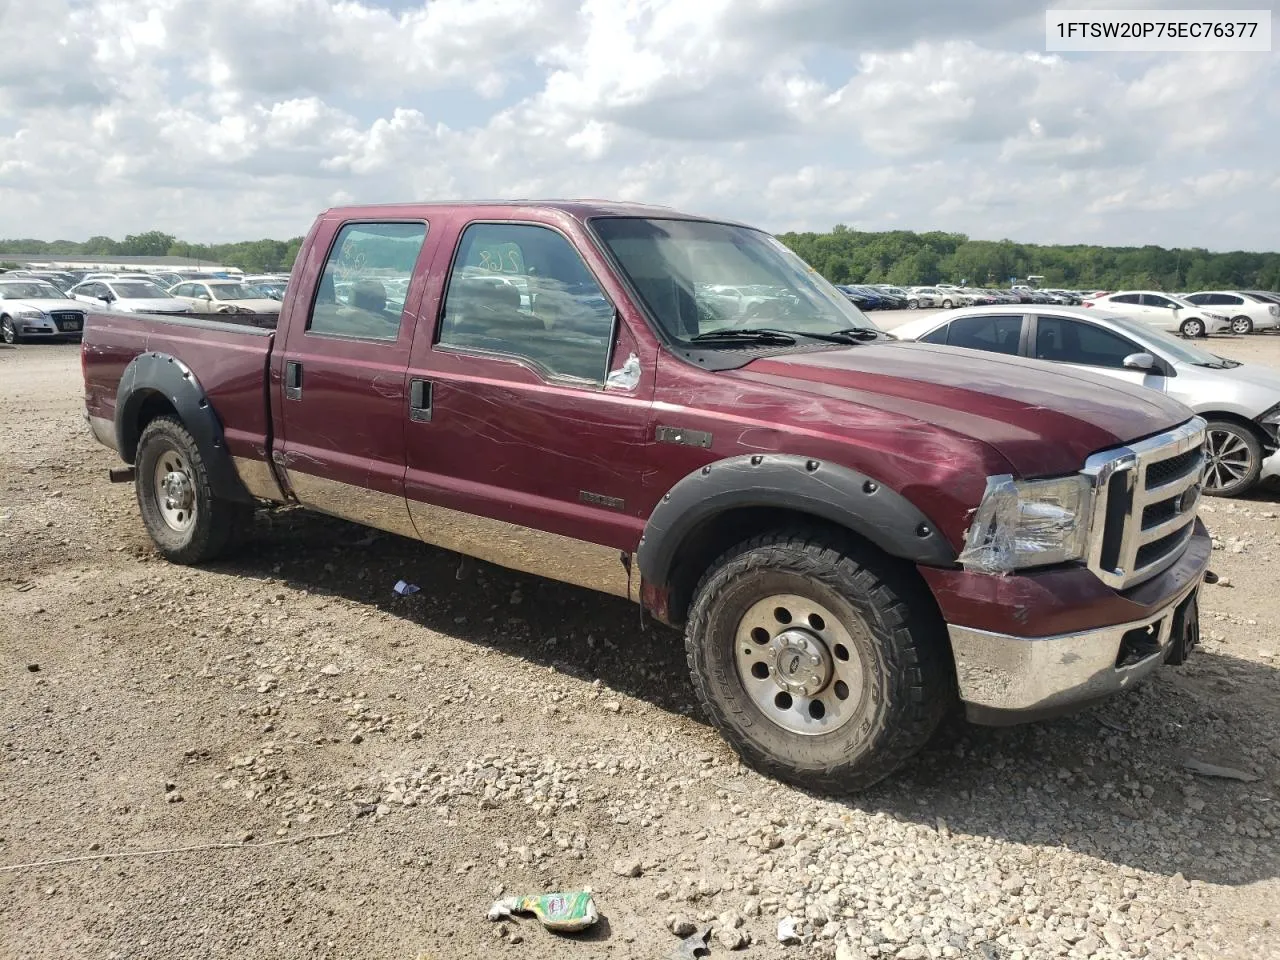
[{"xmin": 741, "ymin": 341, "xmax": 1194, "ymax": 477}]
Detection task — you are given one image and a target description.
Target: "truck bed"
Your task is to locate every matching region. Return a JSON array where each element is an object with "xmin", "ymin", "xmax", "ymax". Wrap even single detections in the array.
[{"xmin": 82, "ymin": 310, "xmax": 276, "ymax": 470}]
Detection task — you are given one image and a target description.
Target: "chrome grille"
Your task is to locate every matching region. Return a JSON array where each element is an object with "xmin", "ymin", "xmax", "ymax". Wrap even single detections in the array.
[{"xmin": 1083, "ymin": 418, "xmax": 1206, "ymax": 589}]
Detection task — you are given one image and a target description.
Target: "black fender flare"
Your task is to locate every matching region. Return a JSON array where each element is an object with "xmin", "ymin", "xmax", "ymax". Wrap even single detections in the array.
[
  {"xmin": 115, "ymin": 351, "xmax": 253, "ymax": 503},
  {"xmin": 636, "ymin": 453, "xmax": 955, "ymax": 587}
]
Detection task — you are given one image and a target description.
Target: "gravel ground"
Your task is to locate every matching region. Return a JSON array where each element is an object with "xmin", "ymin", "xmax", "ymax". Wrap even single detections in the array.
[{"xmin": 1, "ymin": 330, "xmax": 1278, "ymax": 960}]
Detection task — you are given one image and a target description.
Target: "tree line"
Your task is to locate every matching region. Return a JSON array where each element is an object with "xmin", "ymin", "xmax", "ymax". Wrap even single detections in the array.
[
  {"xmin": 4, "ymin": 225, "xmax": 1280, "ymax": 291},
  {"xmin": 0, "ymin": 231, "xmax": 305, "ymax": 274},
  {"xmin": 778, "ymin": 225, "xmax": 1280, "ymax": 291}
]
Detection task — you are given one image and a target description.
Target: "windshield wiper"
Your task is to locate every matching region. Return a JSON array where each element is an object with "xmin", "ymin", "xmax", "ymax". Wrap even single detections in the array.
[
  {"xmin": 689, "ymin": 326, "xmax": 890, "ymax": 347},
  {"xmin": 690, "ymin": 328, "xmax": 798, "ymax": 345}
]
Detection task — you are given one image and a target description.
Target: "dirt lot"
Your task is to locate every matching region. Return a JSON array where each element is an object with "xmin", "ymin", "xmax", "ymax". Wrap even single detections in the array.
[{"xmin": 1, "ymin": 332, "xmax": 1278, "ymax": 960}]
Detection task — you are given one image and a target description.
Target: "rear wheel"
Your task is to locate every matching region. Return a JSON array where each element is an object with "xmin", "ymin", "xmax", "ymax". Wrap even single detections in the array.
[
  {"xmin": 1203, "ymin": 420, "xmax": 1263, "ymax": 498},
  {"xmin": 1230, "ymin": 316, "xmax": 1253, "ymax": 335},
  {"xmin": 906, "ymin": 299, "xmax": 919, "ymax": 310},
  {"xmin": 941, "ymin": 298, "xmax": 953, "ymax": 309},
  {"xmin": 684, "ymin": 529, "xmax": 952, "ymax": 792},
  {"xmin": 1180, "ymin": 317, "xmax": 1206, "ymax": 338},
  {"xmin": 1, "ymin": 315, "xmax": 21, "ymax": 344},
  {"xmin": 135, "ymin": 416, "xmax": 251, "ymax": 563}
]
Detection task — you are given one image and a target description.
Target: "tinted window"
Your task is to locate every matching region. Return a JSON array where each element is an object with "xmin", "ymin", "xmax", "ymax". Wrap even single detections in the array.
[
  {"xmin": 1142, "ymin": 294, "xmax": 1176, "ymax": 309},
  {"xmin": 1035, "ymin": 317, "xmax": 1142, "ymax": 370},
  {"xmin": 1184, "ymin": 293, "xmax": 1210, "ymax": 305},
  {"xmin": 1218, "ymin": 294, "xmax": 1243, "ymax": 306},
  {"xmin": 1110, "ymin": 293, "xmax": 1141, "ymax": 304},
  {"xmin": 918, "ymin": 325, "xmax": 948, "ymax": 345},
  {"xmin": 309, "ymin": 221, "xmax": 428, "ymax": 340},
  {"xmin": 945, "ymin": 315, "xmax": 1023, "ymax": 355},
  {"xmin": 439, "ymin": 223, "xmax": 615, "ymax": 384}
]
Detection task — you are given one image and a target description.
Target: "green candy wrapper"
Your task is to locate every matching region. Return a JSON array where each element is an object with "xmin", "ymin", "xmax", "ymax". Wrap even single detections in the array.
[{"xmin": 487, "ymin": 890, "xmax": 599, "ymax": 932}]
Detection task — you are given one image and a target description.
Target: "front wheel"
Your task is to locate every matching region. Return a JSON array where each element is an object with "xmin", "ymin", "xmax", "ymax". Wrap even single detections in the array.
[
  {"xmin": 941, "ymin": 299, "xmax": 953, "ymax": 309},
  {"xmin": 1, "ymin": 315, "xmax": 21, "ymax": 345},
  {"xmin": 1230, "ymin": 316, "xmax": 1253, "ymax": 335},
  {"xmin": 684, "ymin": 529, "xmax": 952, "ymax": 792},
  {"xmin": 1203, "ymin": 420, "xmax": 1263, "ymax": 498},
  {"xmin": 906, "ymin": 299, "xmax": 919, "ymax": 310},
  {"xmin": 1180, "ymin": 318, "xmax": 1206, "ymax": 338},
  {"xmin": 135, "ymin": 416, "xmax": 250, "ymax": 563}
]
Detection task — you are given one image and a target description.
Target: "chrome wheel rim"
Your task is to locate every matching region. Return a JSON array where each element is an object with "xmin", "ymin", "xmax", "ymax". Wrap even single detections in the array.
[
  {"xmin": 1183, "ymin": 320, "xmax": 1204, "ymax": 338},
  {"xmin": 153, "ymin": 450, "xmax": 196, "ymax": 532},
  {"xmin": 734, "ymin": 594, "xmax": 865, "ymax": 736},
  {"xmin": 1, "ymin": 318, "xmax": 14, "ymax": 343},
  {"xmin": 1204, "ymin": 428, "xmax": 1254, "ymax": 493}
]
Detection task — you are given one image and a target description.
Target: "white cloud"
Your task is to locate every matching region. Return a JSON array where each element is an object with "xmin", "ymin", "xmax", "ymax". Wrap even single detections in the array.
[{"xmin": 0, "ymin": 0, "xmax": 1277, "ymax": 250}]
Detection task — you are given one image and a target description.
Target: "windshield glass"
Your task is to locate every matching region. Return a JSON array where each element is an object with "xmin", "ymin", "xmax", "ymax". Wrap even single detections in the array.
[
  {"xmin": 208, "ymin": 283, "xmax": 258, "ymax": 301},
  {"xmin": 110, "ymin": 282, "xmax": 170, "ymax": 299},
  {"xmin": 0, "ymin": 281, "xmax": 67, "ymax": 299},
  {"xmin": 1104, "ymin": 314, "xmax": 1224, "ymax": 365},
  {"xmin": 590, "ymin": 217, "xmax": 878, "ymax": 343}
]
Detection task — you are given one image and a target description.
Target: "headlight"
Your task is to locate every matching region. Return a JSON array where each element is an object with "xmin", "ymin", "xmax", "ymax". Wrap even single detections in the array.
[
  {"xmin": 1269, "ymin": 305, "xmax": 1279, "ymax": 317},
  {"xmin": 14, "ymin": 307, "xmax": 44, "ymax": 319},
  {"xmin": 959, "ymin": 474, "xmax": 1093, "ymax": 574},
  {"xmin": 1261, "ymin": 404, "xmax": 1280, "ymax": 440}
]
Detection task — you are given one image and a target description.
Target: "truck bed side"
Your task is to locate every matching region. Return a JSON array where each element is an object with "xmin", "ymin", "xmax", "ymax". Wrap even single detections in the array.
[{"xmin": 82, "ymin": 311, "xmax": 281, "ymax": 499}]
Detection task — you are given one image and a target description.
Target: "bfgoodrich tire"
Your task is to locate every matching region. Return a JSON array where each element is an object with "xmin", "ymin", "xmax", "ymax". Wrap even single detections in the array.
[
  {"xmin": 135, "ymin": 416, "xmax": 251, "ymax": 564},
  {"xmin": 684, "ymin": 528, "xmax": 952, "ymax": 792}
]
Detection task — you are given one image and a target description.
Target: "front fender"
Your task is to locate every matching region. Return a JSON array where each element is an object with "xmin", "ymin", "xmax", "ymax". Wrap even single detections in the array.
[
  {"xmin": 115, "ymin": 351, "xmax": 253, "ymax": 503},
  {"xmin": 636, "ymin": 453, "xmax": 956, "ymax": 588}
]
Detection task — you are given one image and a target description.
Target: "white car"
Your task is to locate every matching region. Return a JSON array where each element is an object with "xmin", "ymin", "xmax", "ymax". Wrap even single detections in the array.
[
  {"xmin": 167, "ymin": 280, "xmax": 282, "ymax": 317},
  {"xmin": 0, "ymin": 278, "xmax": 90, "ymax": 343},
  {"xmin": 1182, "ymin": 291, "xmax": 1280, "ymax": 335},
  {"xmin": 893, "ymin": 305, "xmax": 1280, "ymax": 497},
  {"xmin": 69, "ymin": 279, "xmax": 191, "ymax": 315},
  {"xmin": 908, "ymin": 287, "xmax": 967, "ymax": 309},
  {"xmin": 1083, "ymin": 291, "xmax": 1230, "ymax": 338}
]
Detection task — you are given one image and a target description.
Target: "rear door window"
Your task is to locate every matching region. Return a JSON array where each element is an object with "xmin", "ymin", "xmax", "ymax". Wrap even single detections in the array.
[
  {"xmin": 944, "ymin": 314, "xmax": 1024, "ymax": 355},
  {"xmin": 308, "ymin": 221, "xmax": 428, "ymax": 341},
  {"xmin": 1035, "ymin": 316, "xmax": 1141, "ymax": 369}
]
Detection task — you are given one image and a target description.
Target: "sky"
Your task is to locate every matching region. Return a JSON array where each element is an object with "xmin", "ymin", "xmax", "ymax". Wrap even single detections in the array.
[{"xmin": 0, "ymin": 0, "xmax": 1276, "ymax": 248}]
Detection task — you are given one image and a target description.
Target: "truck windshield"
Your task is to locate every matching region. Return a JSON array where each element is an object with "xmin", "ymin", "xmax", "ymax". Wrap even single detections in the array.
[{"xmin": 591, "ymin": 217, "xmax": 879, "ymax": 344}]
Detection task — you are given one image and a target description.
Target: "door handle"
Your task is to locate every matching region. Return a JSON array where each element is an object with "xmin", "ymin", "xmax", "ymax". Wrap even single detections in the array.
[
  {"xmin": 409, "ymin": 378, "xmax": 433, "ymax": 422},
  {"xmin": 284, "ymin": 361, "xmax": 303, "ymax": 401}
]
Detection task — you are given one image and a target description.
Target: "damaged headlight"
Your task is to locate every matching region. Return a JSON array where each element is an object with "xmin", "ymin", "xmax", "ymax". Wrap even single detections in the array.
[{"xmin": 959, "ymin": 474, "xmax": 1093, "ymax": 574}]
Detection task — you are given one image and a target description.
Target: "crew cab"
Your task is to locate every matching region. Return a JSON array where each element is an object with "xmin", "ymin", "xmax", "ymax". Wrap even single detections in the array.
[{"xmin": 82, "ymin": 202, "xmax": 1211, "ymax": 791}]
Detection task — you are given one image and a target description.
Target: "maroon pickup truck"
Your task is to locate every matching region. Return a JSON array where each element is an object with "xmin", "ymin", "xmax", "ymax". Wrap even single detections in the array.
[{"xmin": 82, "ymin": 201, "xmax": 1211, "ymax": 790}]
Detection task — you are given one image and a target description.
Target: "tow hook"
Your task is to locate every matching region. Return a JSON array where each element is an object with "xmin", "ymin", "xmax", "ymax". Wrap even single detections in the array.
[{"xmin": 108, "ymin": 467, "xmax": 136, "ymax": 483}]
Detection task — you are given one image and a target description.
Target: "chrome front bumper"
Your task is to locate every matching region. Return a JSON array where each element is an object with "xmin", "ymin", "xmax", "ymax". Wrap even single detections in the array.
[{"xmin": 949, "ymin": 576, "xmax": 1201, "ymax": 723}]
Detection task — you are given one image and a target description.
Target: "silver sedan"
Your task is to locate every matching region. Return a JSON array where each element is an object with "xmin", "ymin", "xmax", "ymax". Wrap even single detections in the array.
[{"xmin": 893, "ymin": 305, "xmax": 1280, "ymax": 497}]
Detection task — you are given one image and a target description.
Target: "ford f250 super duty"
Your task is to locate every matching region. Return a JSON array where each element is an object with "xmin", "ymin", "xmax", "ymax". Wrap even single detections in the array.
[{"xmin": 82, "ymin": 201, "xmax": 1211, "ymax": 790}]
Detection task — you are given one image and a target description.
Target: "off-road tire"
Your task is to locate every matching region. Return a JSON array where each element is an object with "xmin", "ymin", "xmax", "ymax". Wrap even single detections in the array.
[
  {"xmin": 684, "ymin": 528, "xmax": 953, "ymax": 792},
  {"xmin": 135, "ymin": 416, "xmax": 250, "ymax": 564}
]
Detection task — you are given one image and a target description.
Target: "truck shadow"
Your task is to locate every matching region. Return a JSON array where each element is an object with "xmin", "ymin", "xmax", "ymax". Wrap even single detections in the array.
[{"xmin": 218, "ymin": 508, "xmax": 1279, "ymax": 887}]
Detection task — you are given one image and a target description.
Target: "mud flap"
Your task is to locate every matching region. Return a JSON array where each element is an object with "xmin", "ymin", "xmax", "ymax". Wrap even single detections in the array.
[{"xmin": 1165, "ymin": 589, "xmax": 1201, "ymax": 666}]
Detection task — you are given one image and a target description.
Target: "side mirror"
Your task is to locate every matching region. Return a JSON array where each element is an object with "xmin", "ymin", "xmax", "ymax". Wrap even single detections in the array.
[
  {"xmin": 100, "ymin": 293, "xmax": 114, "ymax": 303},
  {"xmin": 1123, "ymin": 352, "xmax": 1155, "ymax": 370},
  {"xmin": 1169, "ymin": 303, "xmax": 1182, "ymax": 311}
]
